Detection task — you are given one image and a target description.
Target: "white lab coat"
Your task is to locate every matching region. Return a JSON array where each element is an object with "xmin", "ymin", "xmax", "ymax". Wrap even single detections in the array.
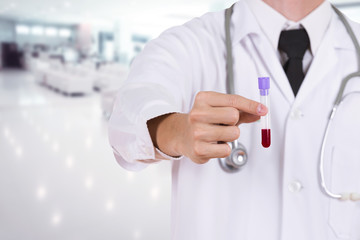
[{"xmin": 108, "ymin": 1, "xmax": 360, "ymax": 239}]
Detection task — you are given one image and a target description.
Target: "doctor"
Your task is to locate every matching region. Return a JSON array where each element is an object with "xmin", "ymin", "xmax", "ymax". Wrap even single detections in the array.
[{"xmin": 108, "ymin": 0, "xmax": 360, "ymax": 239}]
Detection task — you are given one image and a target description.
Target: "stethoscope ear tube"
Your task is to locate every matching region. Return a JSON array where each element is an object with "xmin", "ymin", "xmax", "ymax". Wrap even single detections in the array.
[
  {"xmin": 218, "ymin": 4, "xmax": 247, "ymax": 172},
  {"xmin": 225, "ymin": 4, "xmax": 235, "ymax": 96}
]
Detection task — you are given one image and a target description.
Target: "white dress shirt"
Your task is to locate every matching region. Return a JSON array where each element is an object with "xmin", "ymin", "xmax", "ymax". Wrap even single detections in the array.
[{"xmin": 245, "ymin": 0, "xmax": 332, "ymax": 74}]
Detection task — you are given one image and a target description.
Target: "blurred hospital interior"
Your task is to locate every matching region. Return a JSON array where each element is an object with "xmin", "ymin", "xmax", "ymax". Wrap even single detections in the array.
[{"xmin": 0, "ymin": 0, "xmax": 360, "ymax": 239}]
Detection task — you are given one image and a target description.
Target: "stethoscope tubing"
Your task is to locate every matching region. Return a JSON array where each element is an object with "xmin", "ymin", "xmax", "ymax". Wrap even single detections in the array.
[
  {"xmin": 319, "ymin": 90, "xmax": 360, "ymax": 200},
  {"xmin": 221, "ymin": 4, "xmax": 360, "ymax": 201}
]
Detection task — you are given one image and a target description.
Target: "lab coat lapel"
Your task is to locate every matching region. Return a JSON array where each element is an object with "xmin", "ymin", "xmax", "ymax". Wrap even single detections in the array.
[
  {"xmin": 232, "ymin": 1, "xmax": 295, "ymax": 104},
  {"xmin": 294, "ymin": 14, "xmax": 338, "ymax": 103}
]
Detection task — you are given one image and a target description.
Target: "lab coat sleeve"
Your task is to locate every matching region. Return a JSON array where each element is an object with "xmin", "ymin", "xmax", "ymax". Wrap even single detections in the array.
[{"xmin": 108, "ymin": 24, "xmax": 201, "ymax": 171}]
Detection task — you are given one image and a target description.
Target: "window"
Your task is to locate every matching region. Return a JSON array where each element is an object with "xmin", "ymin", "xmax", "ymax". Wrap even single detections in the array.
[
  {"xmin": 45, "ymin": 27, "xmax": 58, "ymax": 37},
  {"xmin": 59, "ymin": 28, "xmax": 71, "ymax": 38},
  {"xmin": 31, "ymin": 26, "xmax": 44, "ymax": 35},
  {"xmin": 16, "ymin": 25, "xmax": 30, "ymax": 35}
]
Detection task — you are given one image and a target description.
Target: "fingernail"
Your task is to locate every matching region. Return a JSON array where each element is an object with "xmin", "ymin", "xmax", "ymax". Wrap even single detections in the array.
[{"xmin": 257, "ymin": 104, "xmax": 267, "ymax": 115}]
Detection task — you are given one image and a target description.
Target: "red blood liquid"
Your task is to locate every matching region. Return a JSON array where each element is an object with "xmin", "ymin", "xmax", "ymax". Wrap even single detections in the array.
[{"xmin": 261, "ymin": 129, "xmax": 271, "ymax": 148}]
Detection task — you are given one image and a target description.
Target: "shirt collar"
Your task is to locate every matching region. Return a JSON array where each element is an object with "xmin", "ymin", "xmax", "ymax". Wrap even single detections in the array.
[
  {"xmin": 231, "ymin": 0, "xmax": 262, "ymax": 45},
  {"xmin": 244, "ymin": 0, "xmax": 332, "ymax": 55},
  {"xmin": 301, "ymin": 1, "xmax": 332, "ymax": 55}
]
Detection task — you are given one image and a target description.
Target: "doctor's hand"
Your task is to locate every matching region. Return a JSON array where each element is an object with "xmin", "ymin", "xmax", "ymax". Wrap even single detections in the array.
[{"xmin": 147, "ymin": 91, "xmax": 268, "ymax": 164}]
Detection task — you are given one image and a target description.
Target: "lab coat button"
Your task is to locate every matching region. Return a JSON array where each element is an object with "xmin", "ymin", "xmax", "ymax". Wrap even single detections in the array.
[
  {"xmin": 288, "ymin": 180, "xmax": 302, "ymax": 193},
  {"xmin": 290, "ymin": 109, "xmax": 304, "ymax": 119}
]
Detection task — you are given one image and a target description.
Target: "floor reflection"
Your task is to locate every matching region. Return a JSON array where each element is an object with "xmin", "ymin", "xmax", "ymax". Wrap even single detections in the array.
[{"xmin": 0, "ymin": 69, "xmax": 171, "ymax": 240}]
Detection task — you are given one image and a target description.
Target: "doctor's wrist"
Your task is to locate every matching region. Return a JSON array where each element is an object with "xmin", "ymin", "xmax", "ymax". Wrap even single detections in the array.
[{"xmin": 147, "ymin": 112, "xmax": 186, "ymax": 158}]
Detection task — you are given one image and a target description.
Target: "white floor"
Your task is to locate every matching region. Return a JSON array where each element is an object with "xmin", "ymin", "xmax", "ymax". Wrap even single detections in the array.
[{"xmin": 0, "ymin": 69, "xmax": 171, "ymax": 240}]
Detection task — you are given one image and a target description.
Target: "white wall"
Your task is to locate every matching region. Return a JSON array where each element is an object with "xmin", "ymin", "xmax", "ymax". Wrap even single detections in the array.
[
  {"xmin": 0, "ymin": 19, "xmax": 15, "ymax": 42},
  {"xmin": 0, "ymin": 19, "xmax": 16, "ymax": 68}
]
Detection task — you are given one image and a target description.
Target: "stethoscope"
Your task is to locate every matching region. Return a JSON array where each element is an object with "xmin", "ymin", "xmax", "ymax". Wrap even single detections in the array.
[{"xmin": 218, "ymin": 4, "xmax": 360, "ymax": 201}]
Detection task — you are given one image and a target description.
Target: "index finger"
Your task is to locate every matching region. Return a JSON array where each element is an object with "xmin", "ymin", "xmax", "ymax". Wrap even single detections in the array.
[{"xmin": 202, "ymin": 92, "xmax": 268, "ymax": 116}]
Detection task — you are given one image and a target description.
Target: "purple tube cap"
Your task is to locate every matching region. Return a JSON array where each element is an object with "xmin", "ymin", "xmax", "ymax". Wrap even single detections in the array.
[{"xmin": 258, "ymin": 77, "xmax": 270, "ymax": 90}]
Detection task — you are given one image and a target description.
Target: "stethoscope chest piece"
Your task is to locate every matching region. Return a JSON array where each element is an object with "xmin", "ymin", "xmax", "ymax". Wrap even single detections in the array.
[{"xmin": 218, "ymin": 142, "xmax": 248, "ymax": 173}]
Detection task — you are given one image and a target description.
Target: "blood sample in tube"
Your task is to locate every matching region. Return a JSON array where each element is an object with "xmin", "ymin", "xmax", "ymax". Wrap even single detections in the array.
[{"xmin": 258, "ymin": 77, "xmax": 271, "ymax": 148}]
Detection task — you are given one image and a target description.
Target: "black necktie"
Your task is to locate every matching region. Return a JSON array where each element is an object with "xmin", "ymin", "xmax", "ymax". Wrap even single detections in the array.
[{"xmin": 278, "ymin": 29, "xmax": 310, "ymax": 96}]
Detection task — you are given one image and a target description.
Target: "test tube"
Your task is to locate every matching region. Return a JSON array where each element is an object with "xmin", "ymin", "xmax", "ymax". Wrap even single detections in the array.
[{"xmin": 258, "ymin": 77, "xmax": 271, "ymax": 148}]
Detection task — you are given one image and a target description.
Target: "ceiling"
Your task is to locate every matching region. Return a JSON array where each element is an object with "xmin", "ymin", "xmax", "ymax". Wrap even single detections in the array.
[
  {"xmin": 0, "ymin": 0, "xmax": 230, "ymax": 26},
  {"xmin": 0, "ymin": 0, "xmax": 360, "ymax": 26}
]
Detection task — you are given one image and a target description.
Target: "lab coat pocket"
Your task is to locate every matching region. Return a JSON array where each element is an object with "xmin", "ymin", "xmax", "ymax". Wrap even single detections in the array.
[{"xmin": 328, "ymin": 145, "xmax": 360, "ymax": 239}]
